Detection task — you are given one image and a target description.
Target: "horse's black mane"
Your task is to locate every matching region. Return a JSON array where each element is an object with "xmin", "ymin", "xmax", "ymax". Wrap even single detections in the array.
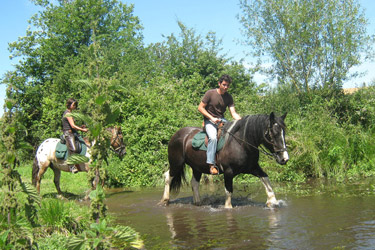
[{"xmin": 223, "ymin": 114, "xmax": 286, "ymax": 146}]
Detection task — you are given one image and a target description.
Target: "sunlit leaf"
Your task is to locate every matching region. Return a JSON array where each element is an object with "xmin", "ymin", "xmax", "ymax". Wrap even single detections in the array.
[
  {"xmin": 105, "ymin": 108, "xmax": 120, "ymax": 125},
  {"xmin": 5, "ymin": 101, "xmax": 13, "ymax": 109},
  {"xmin": 20, "ymin": 182, "xmax": 41, "ymax": 207},
  {"xmin": 91, "ymin": 123, "xmax": 102, "ymax": 137},
  {"xmin": 66, "ymin": 154, "xmax": 89, "ymax": 164},
  {"xmin": 95, "ymin": 95, "xmax": 106, "ymax": 105},
  {"xmin": 66, "ymin": 237, "xmax": 85, "ymax": 250}
]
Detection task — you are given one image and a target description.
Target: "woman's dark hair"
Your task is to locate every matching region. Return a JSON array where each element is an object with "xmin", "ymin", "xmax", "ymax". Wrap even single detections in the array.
[
  {"xmin": 219, "ymin": 74, "xmax": 232, "ymax": 84},
  {"xmin": 66, "ymin": 98, "xmax": 78, "ymax": 109}
]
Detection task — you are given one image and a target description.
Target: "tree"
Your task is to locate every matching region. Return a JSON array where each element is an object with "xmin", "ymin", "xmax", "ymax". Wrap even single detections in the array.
[
  {"xmin": 0, "ymin": 99, "xmax": 40, "ymax": 249},
  {"xmin": 238, "ymin": 0, "xmax": 374, "ymax": 92},
  {"xmin": 3, "ymin": 0, "xmax": 143, "ymax": 147}
]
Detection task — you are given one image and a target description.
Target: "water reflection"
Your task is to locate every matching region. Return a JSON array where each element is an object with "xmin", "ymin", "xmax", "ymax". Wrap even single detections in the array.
[
  {"xmin": 106, "ymin": 180, "xmax": 375, "ymax": 249},
  {"xmin": 161, "ymin": 199, "xmax": 286, "ymax": 249}
]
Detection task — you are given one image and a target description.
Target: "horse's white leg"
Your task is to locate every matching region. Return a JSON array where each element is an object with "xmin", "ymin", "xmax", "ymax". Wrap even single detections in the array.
[
  {"xmin": 225, "ymin": 188, "xmax": 233, "ymax": 209},
  {"xmin": 191, "ymin": 174, "xmax": 201, "ymax": 205},
  {"xmin": 159, "ymin": 170, "xmax": 173, "ymax": 206},
  {"xmin": 224, "ymin": 175, "xmax": 233, "ymax": 209},
  {"xmin": 260, "ymin": 177, "xmax": 278, "ymax": 208}
]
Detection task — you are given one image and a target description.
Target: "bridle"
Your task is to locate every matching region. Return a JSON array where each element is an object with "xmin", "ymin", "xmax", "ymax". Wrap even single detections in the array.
[
  {"xmin": 110, "ymin": 128, "xmax": 125, "ymax": 155},
  {"xmin": 264, "ymin": 125, "xmax": 288, "ymax": 155},
  {"xmin": 221, "ymin": 120, "xmax": 287, "ymax": 160}
]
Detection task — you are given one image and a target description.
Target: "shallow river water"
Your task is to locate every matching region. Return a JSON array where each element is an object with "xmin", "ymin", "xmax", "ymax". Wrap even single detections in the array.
[{"xmin": 106, "ymin": 178, "xmax": 375, "ymax": 250}]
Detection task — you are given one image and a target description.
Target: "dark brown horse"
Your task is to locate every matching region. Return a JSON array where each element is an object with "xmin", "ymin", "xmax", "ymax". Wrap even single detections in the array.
[
  {"xmin": 160, "ymin": 112, "xmax": 288, "ymax": 208},
  {"xmin": 32, "ymin": 127, "xmax": 126, "ymax": 194}
]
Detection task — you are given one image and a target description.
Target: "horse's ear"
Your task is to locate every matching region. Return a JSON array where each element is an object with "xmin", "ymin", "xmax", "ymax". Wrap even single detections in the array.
[
  {"xmin": 269, "ymin": 112, "xmax": 275, "ymax": 123},
  {"xmin": 281, "ymin": 112, "xmax": 287, "ymax": 120}
]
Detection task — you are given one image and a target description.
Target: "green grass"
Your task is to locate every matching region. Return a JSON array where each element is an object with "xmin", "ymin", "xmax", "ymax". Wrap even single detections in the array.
[{"xmin": 17, "ymin": 161, "xmax": 91, "ymax": 199}]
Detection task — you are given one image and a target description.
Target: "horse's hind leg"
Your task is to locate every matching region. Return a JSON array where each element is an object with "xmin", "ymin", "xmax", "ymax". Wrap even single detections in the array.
[
  {"xmin": 34, "ymin": 163, "xmax": 49, "ymax": 194},
  {"xmin": 52, "ymin": 167, "xmax": 62, "ymax": 195},
  {"xmin": 191, "ymin": 170, "xmax": 202, "ymax": 205},
  {"xmin": 159, "ymin": 170, "xmax": 173, "ymax": 206}
]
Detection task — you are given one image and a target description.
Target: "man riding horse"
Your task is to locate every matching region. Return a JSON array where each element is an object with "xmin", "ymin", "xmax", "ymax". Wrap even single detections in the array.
[{"xmin": 198, "ymin": 74, "xmax": 242, "ymax": 175}]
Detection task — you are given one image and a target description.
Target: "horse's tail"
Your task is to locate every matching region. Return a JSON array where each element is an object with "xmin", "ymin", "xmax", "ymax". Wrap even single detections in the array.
[
  {"xmin": 170, "ymin": 164, "xmax": 186, "ymax": 195},
  {"xmin": 32, "ymin": 156, "xmax": 39, "ymax": 186}
]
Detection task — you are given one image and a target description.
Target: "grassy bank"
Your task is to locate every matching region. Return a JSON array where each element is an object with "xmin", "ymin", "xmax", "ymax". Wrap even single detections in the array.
[{"xmin": 0, "ymin": 163, "xmax": 143, "ymax": 249}]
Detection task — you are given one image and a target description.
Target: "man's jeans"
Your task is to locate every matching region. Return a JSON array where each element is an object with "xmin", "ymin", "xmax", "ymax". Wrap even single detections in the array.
[{"xmin": 204, "ymin": 119, "xmax": 218, "ymax": 165}]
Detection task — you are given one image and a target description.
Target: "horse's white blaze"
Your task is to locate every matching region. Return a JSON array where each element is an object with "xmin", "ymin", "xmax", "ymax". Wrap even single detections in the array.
[
  {"xmin": 224, "ymin": 188, "xmax": 233, "ymax": 209},
  {"xmin": 260, "ymin": 177, "xmax": 278, "ymax": 207},
  {"xmin": 281, "ymin": 129, "xmax": 289, "ymax": 161},
  {"xmin": 191, "ymin": 175, "xmax": 200, "ymax": 205}
]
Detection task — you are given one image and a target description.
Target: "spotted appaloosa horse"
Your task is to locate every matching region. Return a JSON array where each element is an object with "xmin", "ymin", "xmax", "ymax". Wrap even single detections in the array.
[
  {"xmin": 32, "ymin": 127, "xmax": 126, "ymax": 194},
  {"xmin": 160, "ymin": 112, "xmax": 289, "ymax": 208}
]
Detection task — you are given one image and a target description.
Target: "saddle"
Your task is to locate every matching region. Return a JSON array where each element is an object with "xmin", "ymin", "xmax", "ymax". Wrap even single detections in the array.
[
  {"xmin": 56, "ymin": 135, "xmax": 87, "ymax": 160},
  {"xmin": 192, "ymin": 122, "xmax": 226, "ymax": 151}
]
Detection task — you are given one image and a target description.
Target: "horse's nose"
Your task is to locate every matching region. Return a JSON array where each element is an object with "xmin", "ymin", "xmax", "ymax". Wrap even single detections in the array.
[{"xmin": 278, "ymin": 152, "xmax": 289, "ymax": 165}]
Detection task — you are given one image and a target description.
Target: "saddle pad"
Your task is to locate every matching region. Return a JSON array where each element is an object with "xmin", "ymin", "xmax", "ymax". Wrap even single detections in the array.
[
  {"xmin": 55, "ymin": 141, "xmax": 87, "ymax": 160},
  {"xmin": 191, "ymin": 131, "xmax": 225, "ymax": 151}
]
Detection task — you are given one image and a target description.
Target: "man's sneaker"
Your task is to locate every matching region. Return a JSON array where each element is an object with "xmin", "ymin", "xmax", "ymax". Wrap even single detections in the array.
[{"xmin": 70, "ymin": 165, "xmax": 78, "ymax": 174}]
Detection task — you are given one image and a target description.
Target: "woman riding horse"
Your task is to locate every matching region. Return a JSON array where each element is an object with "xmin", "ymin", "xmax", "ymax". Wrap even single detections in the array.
[{"xmin": 62, "ymin": 98, "xmax": 88, "ymax": 173}]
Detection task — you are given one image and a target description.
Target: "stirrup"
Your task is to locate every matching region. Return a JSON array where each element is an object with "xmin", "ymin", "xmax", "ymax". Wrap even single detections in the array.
[{"xmin": 70, "ymin": 165, "xmax": 78, "ymax": 174}]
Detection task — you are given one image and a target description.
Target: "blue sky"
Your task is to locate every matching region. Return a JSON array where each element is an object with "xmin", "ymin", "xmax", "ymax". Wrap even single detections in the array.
[{"xmin": 1, "ymin": 0, "xmax": 375, "ymax": 117}]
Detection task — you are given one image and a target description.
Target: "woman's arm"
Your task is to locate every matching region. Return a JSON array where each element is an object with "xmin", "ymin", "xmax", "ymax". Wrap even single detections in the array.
[{"xmin": 67, "ymin": 116, "xmax": 88, "ymax": 132}]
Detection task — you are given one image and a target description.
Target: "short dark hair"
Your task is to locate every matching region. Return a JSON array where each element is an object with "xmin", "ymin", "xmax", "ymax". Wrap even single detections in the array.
[
  {"xmin": 219, "ymin": 74, "xmax": 232, "ymax": 84},
  {"xmin": 66, "ymin": 98, "xmax": 78, "ymax": 109}
]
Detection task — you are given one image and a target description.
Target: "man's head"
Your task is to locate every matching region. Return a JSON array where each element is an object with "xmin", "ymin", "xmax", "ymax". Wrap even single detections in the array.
[
  {"xmin": 219, "ymin": 74, "xmax": 232, "ymax": 84},
  {"xmin": 218, "ymin": 74, "xmax": 232, "ymax": 94}
]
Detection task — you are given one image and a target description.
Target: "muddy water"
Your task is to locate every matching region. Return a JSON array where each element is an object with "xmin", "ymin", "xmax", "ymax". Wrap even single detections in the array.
[{"xmin": 106, "ymin": 178, "xmax": 375, "ymax": 249}]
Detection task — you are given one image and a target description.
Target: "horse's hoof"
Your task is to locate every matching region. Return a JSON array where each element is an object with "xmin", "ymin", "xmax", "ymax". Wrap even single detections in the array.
[
  {"xmin": 267, "ymin": 199, "xmax": 282, "ymax": 208},
  {"xmin": 158, "ymin": 200, "xmax": 169, "ymax": 206}
]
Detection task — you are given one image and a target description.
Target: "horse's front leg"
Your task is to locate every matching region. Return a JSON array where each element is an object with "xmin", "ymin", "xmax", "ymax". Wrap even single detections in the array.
[
  {"xmin": 260, "ymin": 177, "xmax": 279, "ymax": 208},
  {"xmin": 224, "ymin": 174, "xmax": 233, "ymax": 209},
  {"xmin": 191, "ymin": 170, "xmax": 202, "ymax": 206},
  {"xmin": 52, "ymin": 167, "xmax": 62, "ymax": 195}
]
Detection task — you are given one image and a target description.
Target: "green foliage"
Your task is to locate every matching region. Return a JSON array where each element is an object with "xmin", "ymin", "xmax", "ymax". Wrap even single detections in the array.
[
  {"xmin": 38, "ymin": 199, "xmax": 90, "ymax": 234},
  {"xmin": 3, "ymin": 0, "xmax": 144, "ymax": 146},
  {"xmin": 0, "ymin": 230, "xmax": 13, "ymax": 250},
  {"xmin": 67, "ymin": 219, "xmax": 144, "ymax": 250},
  {"xmin": 244, "ymin": 86, "xmax": 375, "ymax": 182},
  {"xmin": 2, "ymin": 0, "xmax": 375, "ymax": 195}
]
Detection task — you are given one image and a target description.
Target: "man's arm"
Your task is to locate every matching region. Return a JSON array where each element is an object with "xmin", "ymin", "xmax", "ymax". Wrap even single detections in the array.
[
  {"xmin": 198, "ymin": 101, "xmax": 220, "ymax": 124},
  {"xmin": 229, "ymin": 106, "xmax": 241, "ymax": 120}
]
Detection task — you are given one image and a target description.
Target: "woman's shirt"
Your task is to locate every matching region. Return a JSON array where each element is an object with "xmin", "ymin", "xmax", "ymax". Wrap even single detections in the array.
[{"xmin": 62, "ymin": 109, "xmax": 76, "ymax": 133}]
